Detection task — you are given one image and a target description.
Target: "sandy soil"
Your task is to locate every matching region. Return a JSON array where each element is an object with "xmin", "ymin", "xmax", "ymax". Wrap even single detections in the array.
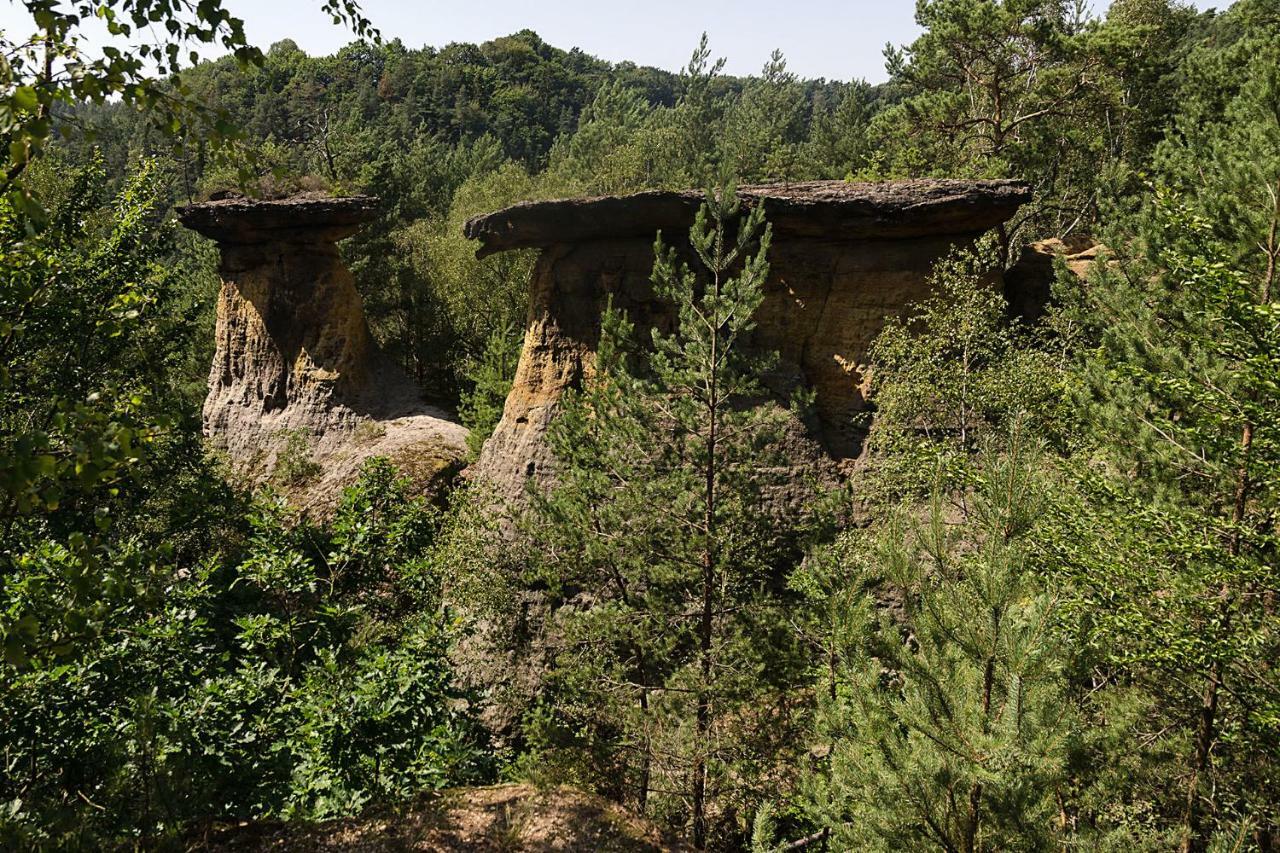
[{"xmin": 188, "ymin": 783, "xmax": 689, "ymax": 852}]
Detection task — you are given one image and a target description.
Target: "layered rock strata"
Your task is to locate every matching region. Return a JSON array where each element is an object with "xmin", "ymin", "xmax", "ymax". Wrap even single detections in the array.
[
  {"xmin": 178, "ymin": 193, "xmax": 467, "ymax": 510},
  {"xmin": 465, "ymin": 179, "xmax": 1032, "ymax": 503}
]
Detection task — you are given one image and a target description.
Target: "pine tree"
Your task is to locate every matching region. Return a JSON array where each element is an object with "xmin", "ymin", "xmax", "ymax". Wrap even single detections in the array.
[
  {"xmin": 526, "ymin": 183, "xmax": 811, "ymax": 848},
  {"xmin": 458, "ymin": 322, "xmax": 522, "ymax": 458},
  {"xmin": 545, "ymin": 80, "xmax": 652, "ymax": 196},
  {"xmin": 1061, "ymin": 193, "xmax": 1280, "ymax": 850},
  {"xmin": 719, "ymin": 50, "xmax": 808, "ymax": 182},
  {"xmin": 804, "ymin": 80, "xmax": 877, "ymax": 180},
  {"xmin": 1095, "ymin": 0, "xmax": 1198, "ymax": 167},
  {"xmin": 872, "ymin": 0, "xmax": 1112, "ymax": 251},
  {"xmin": 649, "ymin": 35, "xmax": 730, "ymax": 188},
  {"xmin": 1055, "ymin": 12, "xmax": 1280, "ymax": 846},
  {"xmin": 779, "ymin": 256, "xmax": 1079, "ymax": 850},
  {"xmin": 801, "ymin": 428, "xmax": 1074, "ymax": 852}
]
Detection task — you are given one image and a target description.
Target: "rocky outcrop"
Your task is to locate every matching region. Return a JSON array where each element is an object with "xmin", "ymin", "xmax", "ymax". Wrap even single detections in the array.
[
  {"xmin": 465, "ymin": 179, "xmax": 1031, "ymax": 504},
  {"xmin": 1004, "ymin": 236, "xmax": 1103, "ymax": 323},
  {"xmin": 467, "ymin": 180, "xmax": 1032, "ymax": 254},
  {"xmin": 178, "ymin": 193, "xmax": 468, "ymax": 510}
]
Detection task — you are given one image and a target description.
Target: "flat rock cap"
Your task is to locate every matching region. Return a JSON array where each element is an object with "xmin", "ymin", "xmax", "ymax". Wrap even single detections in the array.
[
  {"xmin": 464, "ymin": 179, "xmax": 1030, "ymax": 256},
  {"xmin": 177, "ymin": 193, "xmax": 379, "ymax": 244}
]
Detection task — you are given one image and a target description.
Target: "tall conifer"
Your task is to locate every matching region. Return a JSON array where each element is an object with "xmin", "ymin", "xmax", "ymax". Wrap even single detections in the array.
[{"xmin": 526, "ymin": 184, "xmax": 810, "ymax": 848}]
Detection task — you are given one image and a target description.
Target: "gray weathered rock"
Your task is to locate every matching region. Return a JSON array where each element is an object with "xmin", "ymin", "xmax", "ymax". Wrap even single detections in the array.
[{"xmin": 465, "ymin": 179, "xmax": 1030, "ymax": 255}]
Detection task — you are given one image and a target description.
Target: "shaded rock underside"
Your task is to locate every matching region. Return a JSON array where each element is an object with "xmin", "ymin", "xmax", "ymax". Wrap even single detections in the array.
[{"xmin": 465, "ymin": 178, "xmax": 1031, "ymax": 256}]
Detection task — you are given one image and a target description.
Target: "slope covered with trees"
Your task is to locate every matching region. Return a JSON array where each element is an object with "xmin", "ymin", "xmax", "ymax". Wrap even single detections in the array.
[{"xmin": 2, "ymin": 0, "xmax": 1279, "ymax": 850}]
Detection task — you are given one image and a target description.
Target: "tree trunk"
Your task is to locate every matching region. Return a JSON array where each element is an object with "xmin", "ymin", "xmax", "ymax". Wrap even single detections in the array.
[
  {"xmin": 1179, "ymin": 181, "xmax": 1275, "ymax": 853},
  {"xmin": 1180, "ymin": 421, "xmax": 1253, "ymax": 853},
  {"xmin": 639, "ymin": 683, "xmax": 651, "ymax": 815},
  {"xmin": 964, "ymin": 654, "xmax": 996, "ymax": 853},
  {"xmin": 692, "ymin": 259, "xmax": 723, "ymax": 850},
  {"xmin": 1180, "ymin": 660, "xmax": 1222, "ymax": 853}
]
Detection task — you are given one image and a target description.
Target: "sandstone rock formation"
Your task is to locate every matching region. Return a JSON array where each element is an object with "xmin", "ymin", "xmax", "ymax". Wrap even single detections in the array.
[
  {"xmin": 465, "ymin": 179, "xmax": 1031, "ymax": 503},
  {"xmin": 1004, "ymin": 236, "xmax": 1104, "ymax": 323},
  {"xmin": 178, "ymin": 193, "xmax": 468, "ymax": 511}
]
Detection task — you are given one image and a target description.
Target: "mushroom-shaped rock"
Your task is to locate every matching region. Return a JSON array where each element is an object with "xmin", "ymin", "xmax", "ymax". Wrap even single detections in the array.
[
  {"xmin": 176, "ymin": 192, "xmax": 380, "ymax": 244},
  {"xmin": 178, "ymin": 193, "xmax": 467, "ymax": 511},
  {"xmin": 464, "ymin": 179, "xmax": 1031, "ymax": 505}
]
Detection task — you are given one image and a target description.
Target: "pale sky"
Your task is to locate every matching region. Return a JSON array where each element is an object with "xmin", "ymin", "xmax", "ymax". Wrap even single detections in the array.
[{"xmin": 0, "ymin": 0, "xmax": 1223, "ymax": 83}]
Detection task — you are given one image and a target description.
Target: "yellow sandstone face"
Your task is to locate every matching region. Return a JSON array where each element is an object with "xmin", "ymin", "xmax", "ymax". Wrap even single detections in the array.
[
  {"xmin": 181, "ymin": 195, "xmax": 468, "ymax": 515},
  {"xmin": 468, "ymin": 180, "xmax": 1031, "ymax": 505}
]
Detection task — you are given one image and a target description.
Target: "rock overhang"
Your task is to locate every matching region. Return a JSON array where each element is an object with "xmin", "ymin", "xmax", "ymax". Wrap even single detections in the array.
[
  {"xmin": 463, "ymin": 179, "xmax": 1032, "ymax": 257},
  {"xmin": 466, "ymin": 178, "xmax": 1033, "ymax": 503},
  {"xmin": 177, "ymin": 193, "xmax": 380, "ymax": 245}
]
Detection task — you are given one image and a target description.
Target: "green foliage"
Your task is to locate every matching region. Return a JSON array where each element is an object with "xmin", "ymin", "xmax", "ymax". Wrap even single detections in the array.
[
  {"xmin": 526, "ymin": 186, "xmax": 812, "ymax": 848},
  {"xmin": 351, "ymin": 153, "xmax": 558, "ymax": 396},
  {"xmin": 0, "ymin": 154, "xmax": 218, "ymax": 667},
  {"xmin": 774, "ymin": 234, "xmax": 1093, "ymax": 849},
  {"xmin": 0, "ymin": 458, "xmax": 489, "ymax": 846},
  {"xmin": 869, "ymin": 0, "xmax": 1148, "ymax": 247},
  {"xmin": 281, "ymin": 623, "xmax": 487, "ymax": 819},
  {"xmin": 543, "ymin": 80, "xmax": 653, "ymax": 195},
  {"xmin": 1043, "ymin": 15, "xmax": 1280, "ymax": 842},
  {"xmin": 718, "ymin": 50, "xmax": 809, "ymax": 182},
  {"xmin": 0, "ymin": 0, "xmax": 375, "ymax": 215},
  {"xmin": 803, "ymin": 79, "xmax": 879, "ymax": 179},
  {"xmin": 416, "ymin": 164, "xmax": 556, "ymax": 372},
  {"xmin": 1053, "ymin": 189, "xmax": 1280, "ymax": 847},
  {"xmin": 650, "ymin": 35, "xmax": 732, "ymax": 188},
  {"xmin": 271, "ymin": 429, "xmax": 324, "ymax": 487},
  {"xmin": 459, "ymin": 322, "xmax": 523, "ymax": 459},
  {"xmin": 864, "ymin": 244, "xmax": 1070, "ymax": 500},
  {"xmin": 6, "ymin": 2, "xmax": 1280, "ymax": 849},
  {"xmin": 804, "ymin": 432, "xmax": 1075, "ymax": 852},
  {"xmin": 1093, "ymin": 0, "xmax": 1200, "ymax": 165},
  {"xmin": 1153, "ymin": 6, "xmax": 1280, "ymax": 278}
]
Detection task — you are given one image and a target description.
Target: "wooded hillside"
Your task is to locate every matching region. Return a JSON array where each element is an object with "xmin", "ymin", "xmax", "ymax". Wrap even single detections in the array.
[{"xmin": 2, "ymin": 1, "xmax": 1278, "ymax": 850}]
